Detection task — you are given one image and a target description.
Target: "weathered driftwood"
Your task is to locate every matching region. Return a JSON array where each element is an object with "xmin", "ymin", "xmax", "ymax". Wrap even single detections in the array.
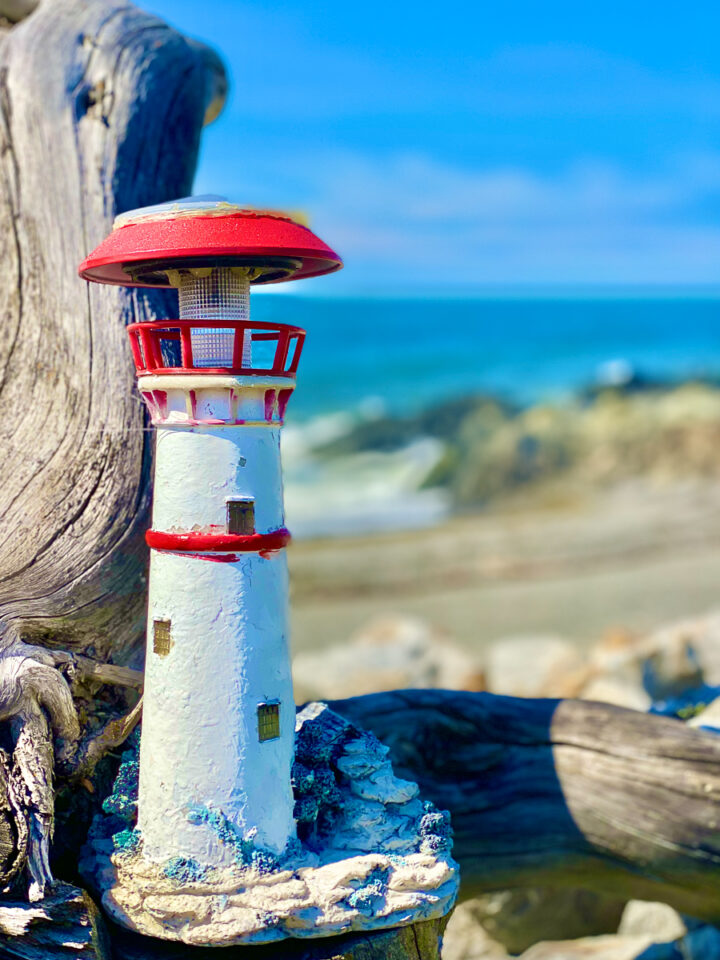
[
  {"xmin": 0, "ymin": 0, "xmax": 225, "ymax": 894},
  {"xmin": 331, "ymin": 690, "xmax": 720, "ymax": 922},
  {"xmin": 108, "ymin": 915, "xmax": 449, "ymax": 960},
  {"xmin": 0, "ymin": 880, "xmax": 110, "ymax": 958}
]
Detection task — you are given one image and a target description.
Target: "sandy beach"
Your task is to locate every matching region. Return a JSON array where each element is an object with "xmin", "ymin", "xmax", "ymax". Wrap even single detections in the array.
[{"xmin": 289, "ymin": 477, "xmax": 720, "ymax": 655}]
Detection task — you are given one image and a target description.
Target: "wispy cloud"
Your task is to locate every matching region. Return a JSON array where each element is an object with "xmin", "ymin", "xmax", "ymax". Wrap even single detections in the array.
[
  {"xmin": 304, "ymin": 151, "xmax": 720, "ymax": 222},
  {"xmin": 167, "ymin": 0, "xmax": 720, "ymax": 291},
  {"xmin": 208, "ymin": 149, "xmax": 720, "ymax": 289}
]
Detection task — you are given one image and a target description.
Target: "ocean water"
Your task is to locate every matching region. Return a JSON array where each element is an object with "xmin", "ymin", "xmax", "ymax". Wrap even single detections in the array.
[
  {"xmin": 250, "ymin": 295, "xmax": 720, "ymax": 537},
  {"xmin": 254, "ymin": 295, "xmax": 720, "ymax": 421}
]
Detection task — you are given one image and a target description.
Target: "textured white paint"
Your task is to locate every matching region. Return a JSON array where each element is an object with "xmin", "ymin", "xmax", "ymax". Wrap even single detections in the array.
[
  {"xmin": 139, "ymin": 375, "xmax": 294, "ymax": 425},
  {"xmin": 104, "ymin": 848, "xmax": 458, "ymax": 945},
  {"xmin": 137, "ymin": 421, "xmax": 296, "ymax": 865},
  {"xmin": 152, "ymin": 424, "xmax": 284, "ymax": 534}
]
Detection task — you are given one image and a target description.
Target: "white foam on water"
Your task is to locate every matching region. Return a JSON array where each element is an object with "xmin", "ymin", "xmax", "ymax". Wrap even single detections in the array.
[{"xmin": 282, "ymin": 416, "xmax": 450, "ymax": 539}]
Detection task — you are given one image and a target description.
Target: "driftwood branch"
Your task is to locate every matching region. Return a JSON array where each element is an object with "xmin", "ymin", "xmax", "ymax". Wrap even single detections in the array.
[
  {"xmin": 69, "ymin": 697, "xmax": 142, "ymax": 780},
  {"xmin": 48, "ymin": 652, "xmax": 143, "ymax": 692},
  {"xmin": 330, "ymin": 690, "xmax": 720, "ymax": 922},
  {"xmin": 0, "ymin": 881, "xmax": 109, "ymax": 958}
]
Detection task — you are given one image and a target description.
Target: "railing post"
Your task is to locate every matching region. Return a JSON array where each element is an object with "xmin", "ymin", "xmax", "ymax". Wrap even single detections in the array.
[
  {"xmin": 231, "ymin": 321, "xmax": 246, "ymax": 370},
  {"xmin": 179, "ymin": 325, "xmax": 194, "ymax": 369},
  {"xmin": 128, "ymin": 331, "xmax": 144, "ymax": 372},
  {"xmin": 275, "ymin": 328, "xmax": 290, "ymax": 374}
]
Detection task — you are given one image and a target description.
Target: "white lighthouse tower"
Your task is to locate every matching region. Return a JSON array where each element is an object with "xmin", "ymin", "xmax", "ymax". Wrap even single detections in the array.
[{"xmin": 79, "ymin": 198, "xmax": 342, "ymax": 867}]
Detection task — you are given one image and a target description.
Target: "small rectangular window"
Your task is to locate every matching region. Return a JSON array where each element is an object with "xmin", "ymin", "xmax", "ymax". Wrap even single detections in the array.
[
  {"xmin": 153, "ymin": 619, "xmax": 172, "ymax": 657},
  {"xmin": 227, "ymin": 498, "xmax": 255, "ymax": 535},
  {"xmin": 257, "ymin": 701, "xmax": 280, "ymax": 742}
]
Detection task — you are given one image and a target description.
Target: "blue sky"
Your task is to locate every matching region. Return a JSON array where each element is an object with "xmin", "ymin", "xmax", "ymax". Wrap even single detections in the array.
[{"xmin": 142, "ymin": 0, "xmax": 720, "ymax": 293}]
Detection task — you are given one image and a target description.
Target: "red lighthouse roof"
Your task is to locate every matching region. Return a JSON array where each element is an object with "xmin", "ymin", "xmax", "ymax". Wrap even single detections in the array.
[{"xmin": 78, "ymin": 197, "xmax": 343, "ymax": 287}]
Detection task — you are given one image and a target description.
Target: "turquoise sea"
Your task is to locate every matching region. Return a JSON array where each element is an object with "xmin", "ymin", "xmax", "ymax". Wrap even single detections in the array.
[
  {"xmin": 254, "ymin": 295, "xmax": 720, "ymax": 421},
  {"xmin": 251, "ymin": 295, "xmax": 720, "ymax": 537}
]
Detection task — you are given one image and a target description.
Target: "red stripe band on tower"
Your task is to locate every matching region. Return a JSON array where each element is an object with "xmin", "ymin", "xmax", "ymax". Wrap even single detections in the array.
[{"xmin": 146, "ymin": 527, "xmax": 291, "ymax": 553}]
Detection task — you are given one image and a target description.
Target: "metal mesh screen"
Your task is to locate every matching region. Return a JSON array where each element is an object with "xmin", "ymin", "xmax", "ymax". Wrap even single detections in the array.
[{"xmin": 178, "ymin": 268, "xmax": 251, "ymax": 367}]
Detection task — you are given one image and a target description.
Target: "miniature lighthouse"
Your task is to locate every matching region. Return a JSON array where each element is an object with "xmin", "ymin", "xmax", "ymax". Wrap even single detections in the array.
[{"xmin": 79, "ymin": 198, "xmax": 342, "ymax": 866}]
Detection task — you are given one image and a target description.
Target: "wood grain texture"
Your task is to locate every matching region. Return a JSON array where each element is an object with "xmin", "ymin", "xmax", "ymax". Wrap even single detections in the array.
[
  {"xmin": 0, "ymin": 0, "xmax": 221, "ymax": 663},
  {"xmin": 0, "ymin": 744, "xmax": 26, "ymax": 886},
  {"xmin": 109, "ymin": 915, "xmax": 449, "ymax": 960},
  {"xmin": 0, "ymin": 880, "xmax": 110, "ymax": 958},
  {"xmin": 330, "ymin": 690, "xmax": 720, "ymax": 921}
]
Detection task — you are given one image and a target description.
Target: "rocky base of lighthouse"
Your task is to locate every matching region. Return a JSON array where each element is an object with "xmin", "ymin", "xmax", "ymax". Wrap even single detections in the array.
[{"xmin": 79, "ymin": 703, "xmax": 459, "ymax": 947}]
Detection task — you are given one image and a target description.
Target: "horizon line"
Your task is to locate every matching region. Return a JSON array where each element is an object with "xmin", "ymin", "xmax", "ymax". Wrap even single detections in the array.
[{"xmin": 254, "ymin": 282, "xmax": 720, "ymax": 301}]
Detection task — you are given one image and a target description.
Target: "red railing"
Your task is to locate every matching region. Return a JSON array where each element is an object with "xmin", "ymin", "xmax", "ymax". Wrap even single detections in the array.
[{"xmin": 126, "ymin": 320, "xmax": 305, "ymax": 377}]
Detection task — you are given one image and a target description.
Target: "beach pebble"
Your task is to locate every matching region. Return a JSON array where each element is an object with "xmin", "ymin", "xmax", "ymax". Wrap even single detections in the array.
[
  {"xmin": 688, "ymin": 696, "xmax": 720, "ymax": 731},
  {"xmin": 485, "ymin": 634, "xmax": 589, "ymax": 698},
  {"xmin": 579, "ymin": 677, "xmax": 651, "ymax": 711},
  {"xmin": 519, "ymin": 934, "xmax": 676, "ymax": 960},
  {"xmin": 441, "ymin": 900, "xmax": 510, "ymax": 960},
  {"xmin": 464, "ymin": 889, "xmax": 625, "ymax": 957},
  {"xmin": 293, "ymin": 615, "xmax": 484, "ymax": 702},
  {"xmin": 618, "ymin": 900, "xmax": 686, "ymax": 941}
]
